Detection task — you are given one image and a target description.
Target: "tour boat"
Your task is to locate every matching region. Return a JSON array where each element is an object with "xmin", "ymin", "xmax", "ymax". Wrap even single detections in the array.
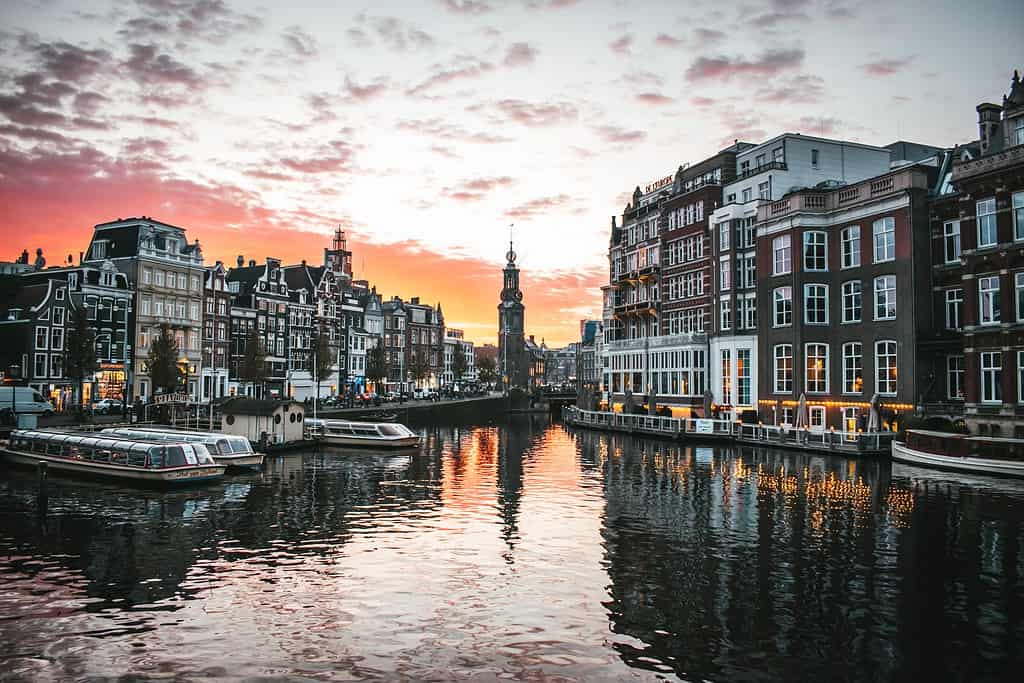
[
  {"xmin": 305, "ymin": 418, "xmax": 421, "ymax": 449},
  {"xmin": 1, "ymin": 430, "xmax": 225, "ymax": 486},
  {"xmin": 891, "ymin": 429, "xmax": 1024, "ymax": 478},
  {"xmin": 101, "ymin": 427, "xmax": 264, "ymax": 469}
]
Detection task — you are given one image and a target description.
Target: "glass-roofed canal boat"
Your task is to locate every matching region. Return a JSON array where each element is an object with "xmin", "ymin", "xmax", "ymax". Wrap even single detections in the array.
[
  {"xmin": 305, "ymin": 418, "xmax": 421, "ymax": 449},
  {"xmin": 1, "ymin": 430, "xmax": 225, "ymax": 486},
  {"xmin": 101, "ymin": 427, "xmax": 264, "ymax": 470}
]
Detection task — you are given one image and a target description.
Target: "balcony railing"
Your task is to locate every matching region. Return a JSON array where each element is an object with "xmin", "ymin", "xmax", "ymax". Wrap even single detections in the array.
[
  {"xmin": 733, "ymin": 161, "xmax": 787, "ymax": 184},
  {"xmin": 952, "ymin": 144, "xmax": 1024, "ymax": 182},
  {"xmin": 758, "ymin": 167, "xmax": 929, "ymax": 223}
]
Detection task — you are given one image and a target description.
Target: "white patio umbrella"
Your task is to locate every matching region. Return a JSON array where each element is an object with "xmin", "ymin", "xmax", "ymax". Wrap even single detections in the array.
[
  {"xmin": 794, "ymin": 393, "xmax": 808, "ymax": 429},
  {"xmin": 867, "ymin": 393, "xmax": 881, "ymax": 432}
]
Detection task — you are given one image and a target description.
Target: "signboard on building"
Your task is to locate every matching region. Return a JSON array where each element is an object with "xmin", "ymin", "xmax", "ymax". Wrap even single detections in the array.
[{"xmin": 694, "ymin": 419, "xmax": 714, "ymax": 434}]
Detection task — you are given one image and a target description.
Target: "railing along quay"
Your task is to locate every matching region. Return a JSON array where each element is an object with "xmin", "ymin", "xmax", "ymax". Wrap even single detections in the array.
[{"xmin": 562, "ymin": 406, "xmax": 896, "ymax": 456}]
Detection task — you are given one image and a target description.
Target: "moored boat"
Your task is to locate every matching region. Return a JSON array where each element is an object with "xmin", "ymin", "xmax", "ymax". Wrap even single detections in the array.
[
  {"xmin": 101, "ymin": 427, "xmax": 264, "ymax": 469},
  {"xmin": 305, "ymin": 418, "xmax": 421, "ymax": 449},
  {"xmin": 891, "ymin": 429, "xmax": 1024, "ymax": 478},
  {"xmin": 1, "ymin": 430, "xmax": 225, "ymax": 486}
]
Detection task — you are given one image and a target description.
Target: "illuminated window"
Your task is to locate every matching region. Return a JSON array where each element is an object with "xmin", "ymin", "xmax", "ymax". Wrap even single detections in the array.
[
  {"xmin": 805, "ymin": 343, "xmax": 828, "ymax": 393},
  {"xmin": 842, "ymin": 342, "xmax": 863, "ymax": 394},
  {"xmin": 875, "ymin": 341, "xmax": 897, "ymax": 395}
]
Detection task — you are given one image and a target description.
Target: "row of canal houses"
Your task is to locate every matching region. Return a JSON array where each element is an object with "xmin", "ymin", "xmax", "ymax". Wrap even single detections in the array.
[
  {"xmin": 601, "ymin": 69, "xmax": 1024, "ymax": 436},
  {"xmin": 0, "ymin": 224, "xmax": 474, "ymax": 407}
]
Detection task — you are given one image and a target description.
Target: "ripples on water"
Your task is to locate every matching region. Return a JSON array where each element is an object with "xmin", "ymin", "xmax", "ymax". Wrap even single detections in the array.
[{"xmin": 1, "ymin": 416, "xmax": 1023, "ymax": 681}]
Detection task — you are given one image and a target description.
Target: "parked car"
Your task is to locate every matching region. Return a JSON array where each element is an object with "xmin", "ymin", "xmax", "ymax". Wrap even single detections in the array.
[
  {"xmin": 92, "ymin": 398, "xmax": 123, "ymax": 415},
  {"xmin": 0, "ymin": 386, "xmax": 55, "ymax": 416}
]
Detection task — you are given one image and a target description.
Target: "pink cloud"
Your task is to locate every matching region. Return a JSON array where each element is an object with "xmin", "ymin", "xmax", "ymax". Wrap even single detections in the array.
[
  {"xmin": 503, "ymin": 42, "xmax": 538, "ymax": 67},
  {"xmin": 685, "ymin": 48, "xmax": 804, "ymax": 81},
  {"xmin": 861, "ymin": 57, "xmax": 914, "ymax": 77}
]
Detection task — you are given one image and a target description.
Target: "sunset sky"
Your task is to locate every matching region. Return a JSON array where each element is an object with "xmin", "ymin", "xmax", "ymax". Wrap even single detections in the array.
[{"xmin": 0, "ymin": 0, "xmax": 1019, "ymax": 345}]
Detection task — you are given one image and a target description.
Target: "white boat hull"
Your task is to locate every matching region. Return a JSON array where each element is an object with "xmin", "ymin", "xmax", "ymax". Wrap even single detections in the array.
[
  {"xmin": 1, "ymin": 448, "xmax": 225, "ymax": 486},
  {"xmin": 891, "ymin": 441, "xmax": 1024, "ymax": 478},
  {"xmin": 214, "ymin": 453, "xmax": 265, "ymax": 469},
  {"xmin": 319, "ymin": 434, "xmax": 421, "ymax": 449}
]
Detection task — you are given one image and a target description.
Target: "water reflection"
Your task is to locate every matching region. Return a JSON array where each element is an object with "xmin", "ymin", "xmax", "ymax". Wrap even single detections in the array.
[{"xmin": 0, "ymin": 418, "xmax": 1021, "ymax": 681}]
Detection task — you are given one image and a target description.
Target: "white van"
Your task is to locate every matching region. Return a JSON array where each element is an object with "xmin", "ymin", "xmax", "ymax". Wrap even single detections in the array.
[{"xmin": 0, "ymin": 387, "xmax": 55, "ymax": 415}]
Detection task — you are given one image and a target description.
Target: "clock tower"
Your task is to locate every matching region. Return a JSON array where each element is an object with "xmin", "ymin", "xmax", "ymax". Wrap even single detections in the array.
[{"xmin": 498, "ymin": 240, "xmax": 526, "ymax": 389}]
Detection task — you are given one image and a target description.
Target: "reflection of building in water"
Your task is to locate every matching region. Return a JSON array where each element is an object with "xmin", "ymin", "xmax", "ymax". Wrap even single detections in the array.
[{"xmin": 592, "ymin": 433, "xmax": 913, "ymax": 679}]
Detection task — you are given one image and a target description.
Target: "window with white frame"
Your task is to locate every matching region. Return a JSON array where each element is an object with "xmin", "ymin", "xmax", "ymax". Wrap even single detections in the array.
[
  {"xmin": 977, "ymin": 198, "xmax": 997, "ymax": 248},
  {"xmin": 50, "ymin": 353, "xmax": 63, "ymax": 378},
  {"xmin": 841, "ymin": 281, "xmax": 861, "ymax": 323},
  {"xmin": 720, "ymin": 298, "xmax": 732, "ymax": 331},
  {"xmin": 947, "ymin": 355, "xmax": 964, "ymax": 400},
  {"xmin": 143, "ymin": 268, "xmax": 152, "ymax": 285},
  {"xmin": 1016, "ymin": 117, "xmax": 1024, "ymax": 146},
  {"xmin": 944, "ymin": 220, "xmax": 961, "ymax": 262},
  {"xmin": 742, "ymin": 188, "xmax": 752, "ymax": 202},
  {"xmin": 737, "ymin": 254, "xmax": 755, "ymax": 289},
  {"xmin": 52, "ymin": 307, "xmax": 64, "ymax": 326},
  {"xmin": 774, "ymin": 344, "xmax": 792, "ymax": 393},
  {"xmin": 719, "ymin": 222, "xmax": 730, "ymax": 251},
  {"xmin": 875, "ymin": 340, "xmax": 897, "ymax": 395},
  {"xmin": 738, "ymin": 295, "xmax": 756, "ymax": 330},
  {"xmin": 804, "ymin": 284, "xmax": 828, "ymax": 324},
  {"xmin": 1017, "ymin": 273, "xmax": 1024, "ymax": 322},
  {"xmin": 873, "ymin": 275, "xmax": 896, "ymax": 320},
  {"xmin": 51, "ymin": 327, "xmax": 63, "ymax": 351},
  {"xmin": 873, "ymin": 217, "xmax": 895, "ymax": 262},
  {"xmin": 979, "ymin": 275, "xmax": 1001, "ymax": 325},
  {"xmin": 774, "ymin": 286, "xmax": 792, "ymax": 326},
  {"xmin": 803, "ymin": 231, "xmax": 827, "ymax": 271},
  {"xmin": 35, "ymin": 326, "xmax": 48, "ymax": 350},
  {"xmin": 981, "ymin": 350, "xmax": 1002, "ymax": 403},
  {"xmin": 721, "ymin": 349, "xmax": 732, "ymax": 403},
  {"xmin": 758, "ymin": 181, "xmax": 770, "ymax": 200},
  {"xmin": 1015, "ymin": 192, "xmax": 1024, "ymax": 241},
  {"xmin": 841, "ymin": 226, "xmax": 860, "ymax": 268},
  {"xmin": 1018, "ymin": 351, "xmax": 1024, "ymax": 403},
  {"xmin": 805, "ymin": 343, "xmax": 829, "ymax": 393},
  {"xmin": 945, "ymin": 288, "xmax": 963, "ymax": 330},
  {"xmin": 773, "ymin": 235, "xmax": 791, "ymax": 275},
  {"xmin": 720, "ymin": 258, "xmax": 731, "ymax": 291},
  {"xmin": 842, "ymin": 342, "xmax": 863, "ymax": 394},
  {"xmin": 737, "ymin": 349, "xmax": 751, "ymax": 404},
  {"xmin": 155, "ymin": 270, "xmax": 164, "ymax": 287},
  {"xmin": 34, "ymin": 353, "xmax": 46, "ymax": 378}
]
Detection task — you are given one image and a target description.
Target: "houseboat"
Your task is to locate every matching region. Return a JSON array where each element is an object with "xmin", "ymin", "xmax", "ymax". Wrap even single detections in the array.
[
  {"xmin": 101, "ymin": 427, "xmax": 264, "ymax": 469},
  {"xmin": 1, "ymin": 430, "xmax": 225, "ymax": 486},
  {"xmin": 305, "ymin": 418, "xmax": 421, "ymax": 449},
  {"xmin": 892, "ymin": 430, "xmax": 1024, "ymax": 478}
]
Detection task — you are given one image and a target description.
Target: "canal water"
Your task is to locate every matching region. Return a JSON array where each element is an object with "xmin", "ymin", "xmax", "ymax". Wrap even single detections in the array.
[{"xmin": 1, "ymin": 416, "xmax": 1022, "ymax": 681}]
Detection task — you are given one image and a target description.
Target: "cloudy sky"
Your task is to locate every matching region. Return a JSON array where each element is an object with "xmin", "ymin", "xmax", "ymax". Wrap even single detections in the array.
[{"xmin": 0, "ymin": 0, "xmax": 1019, "ymax": 345}]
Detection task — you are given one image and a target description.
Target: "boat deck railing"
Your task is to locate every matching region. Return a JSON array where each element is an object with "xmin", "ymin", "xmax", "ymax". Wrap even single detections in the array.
[{"xmin": 562, "ymin": 406, "xmax": 896, "ymax": 455}]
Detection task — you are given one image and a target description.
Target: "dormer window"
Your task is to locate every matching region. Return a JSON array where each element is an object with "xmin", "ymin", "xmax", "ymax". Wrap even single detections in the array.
[
  {"xmin": 92, "ymin": 240, "xmax": 107, "ymax": 259},
  {"xmin": 101, "ymin": 271, "xmax": 114, "ymax": 287}
]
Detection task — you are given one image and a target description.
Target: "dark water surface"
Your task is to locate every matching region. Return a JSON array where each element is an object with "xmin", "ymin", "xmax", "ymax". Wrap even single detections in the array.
[{"xmin": 1, "ymin": 416, "xmax": 1023, "ymax": 681}]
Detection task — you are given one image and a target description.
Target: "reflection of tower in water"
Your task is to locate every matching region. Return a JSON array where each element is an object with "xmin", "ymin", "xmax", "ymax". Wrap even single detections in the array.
[{"xmin": 497, "ymin": 418, "xmax": 527, "ymax": 558}]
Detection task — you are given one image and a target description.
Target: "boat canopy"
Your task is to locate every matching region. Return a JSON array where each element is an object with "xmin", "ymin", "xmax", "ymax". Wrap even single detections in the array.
[
  {"xmin": 10, "ymin": 429, "xmax": 216, "ymax": 468},
  {"xmin": 305, "ymin": 418, "xmax": 415, "ymax": 438},
  {"xmin": 101, "ymin": 427, "xmax": 252, "ymax": 455}
]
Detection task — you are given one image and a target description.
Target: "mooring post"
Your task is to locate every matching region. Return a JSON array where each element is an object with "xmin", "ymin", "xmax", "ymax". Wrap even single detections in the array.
[{"xmin": 37, "ymin": 460, "xmax": 48, "ymax": 517}]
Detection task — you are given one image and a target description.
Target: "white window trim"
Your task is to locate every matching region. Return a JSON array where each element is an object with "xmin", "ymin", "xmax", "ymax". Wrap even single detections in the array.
[
  {"xmin": 841, "ymin": 280, "xmax": 861, "ymax": 324},
  {"xmin": 980, "ymin": 350, "xmax": 1002, "ymax": 404},
  {"xmin": 842, "ymin": 341, "xmax": 862, "ymax": 395},
  {"xmin": 874, "ymin": 340, "xmax": 898, "ymax": 397},
  {"xmin": 804, "ymin": 342, "xmax": 829, "ymax": 394},
  {"xmin": 841, "ymin": 226, "xmax": 860, "ymax": 269},
  {"xmin": 873, "ymin": 275, "xmax": 897, "ymax": 321},
  {"xmin": 803, "ymin": 283, "xmax": 829, "ymax": 325}
]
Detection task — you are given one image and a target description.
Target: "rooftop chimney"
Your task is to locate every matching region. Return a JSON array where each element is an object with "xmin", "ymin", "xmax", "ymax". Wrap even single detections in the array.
[
  {"xmin": 411, "ymin": 296, "xmax": 420, "ymax": 305},
  {"xmin": 249, "ymin": 259, "xmax": 256, "ymax": 267},
  {"xmin": 977, "ymin": 102, "xmax": 1002, "ymax": 154},
  {"xmin": 237, "ymin": 255, "xmax": 244, "ymax": 267}
]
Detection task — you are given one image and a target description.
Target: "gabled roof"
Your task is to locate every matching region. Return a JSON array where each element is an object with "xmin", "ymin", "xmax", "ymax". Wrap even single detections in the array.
[
  {"xmin": 227, "ymin": 265, "xmax": 263, "ymax": 286},
  {"xmin": 88, "ymin": 225, "xmax": 140, "ymax": 259}
]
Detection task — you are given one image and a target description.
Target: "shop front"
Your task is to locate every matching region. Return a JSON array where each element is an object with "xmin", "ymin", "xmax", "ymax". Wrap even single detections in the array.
[{"xmin": 96, "ymin": 363, "xmax": 127, "ymax": 401}]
